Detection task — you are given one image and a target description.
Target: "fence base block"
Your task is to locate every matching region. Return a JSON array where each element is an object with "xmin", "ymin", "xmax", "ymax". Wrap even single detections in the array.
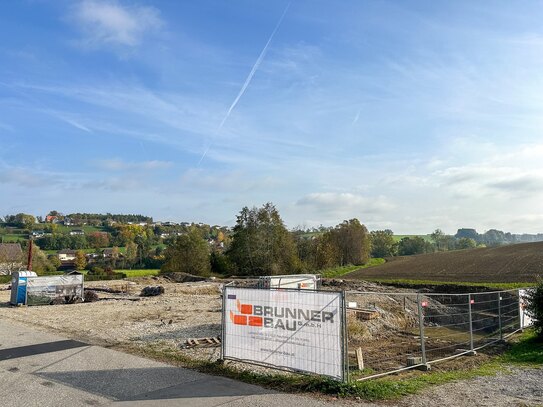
[{"xmin": 416, "ymin": 363, "xmax": 431, "ymax": 371}]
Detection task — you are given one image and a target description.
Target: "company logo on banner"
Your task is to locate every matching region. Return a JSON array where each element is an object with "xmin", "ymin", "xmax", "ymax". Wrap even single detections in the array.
[
  {"xmin": 223, "ymin": 287, "xmax": 344, "ymax": 380},
  {"xmin": 229, "ymin": 298, "xmax": 335, "ymax": 331}
]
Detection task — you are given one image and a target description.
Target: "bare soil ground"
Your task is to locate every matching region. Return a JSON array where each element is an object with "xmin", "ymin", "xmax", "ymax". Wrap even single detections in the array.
[{"xmin": 347, "ymin": 242, "xmax": 543, "ymax": 283}]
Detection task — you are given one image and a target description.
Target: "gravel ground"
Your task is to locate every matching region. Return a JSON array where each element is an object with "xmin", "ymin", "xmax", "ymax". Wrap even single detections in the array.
[
  {"xmin": 398, "ymin": 367, "xmax": 543, "ymax": 407},
  {"xmin": 0, "ymin": 278, "xmax": 223, "ymax": 361}
]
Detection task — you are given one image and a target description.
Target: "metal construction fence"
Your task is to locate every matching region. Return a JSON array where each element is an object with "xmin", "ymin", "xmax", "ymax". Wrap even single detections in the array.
[
  {"xmin": 220, "ymin": 286, "xmax": 533, "ymax": 382},
  {"xmin": 345, "ymin": 289, "xmax": 532, "ymax": 380}
]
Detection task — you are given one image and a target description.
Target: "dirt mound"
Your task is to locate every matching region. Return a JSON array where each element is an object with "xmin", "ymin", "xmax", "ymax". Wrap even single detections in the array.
[{"xmin": 347, "ymin": 242, "xmax": 543, "ymax": 283}]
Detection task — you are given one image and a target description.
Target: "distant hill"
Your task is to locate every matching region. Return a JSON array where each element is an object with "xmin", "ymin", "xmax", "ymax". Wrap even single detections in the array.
[{"xmin": 347, "ymin": 242, "xmax": 543, "ymax": 283}]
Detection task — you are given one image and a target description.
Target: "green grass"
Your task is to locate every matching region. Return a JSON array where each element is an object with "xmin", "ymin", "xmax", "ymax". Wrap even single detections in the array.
[
  {"xmin": 120, "ymin": 269, "xmax": 160, "ymax": 278},
  {"xmin": 499, "ymin": 330, "xmax": 543, "ymax": 365},
  {"xmin": 0, "ymin": 234, "xmax": 26, "ymax": 243},
  {"xmin": 364, "ymin": 278, "xmax": 534, "ymax": 290},
  {"xmin": 320, "ymin": 258, "xmax": 385, "ymax": 278}
]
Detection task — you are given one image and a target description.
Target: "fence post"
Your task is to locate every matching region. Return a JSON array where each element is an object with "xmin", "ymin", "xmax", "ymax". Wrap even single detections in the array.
[
  {"xmin": 518, "ymin": 289, "xmax": 524, "ymax": 332},
  {"xmin": 468, "ymin": 294, "xmax": 476, "ymax": 355},
  {"xmin": 343, "ymin": 291, "xmax": 349, "ymax": 383},
  {"xmin": 220, "ymin": 285, "xmax": 226, "ymax": 361},
  {"xmin": 417, "ymin": 294, "xmax": 429, "ymax": 369},
  {"xmin": 498, "ymin": 292, "xmax": 503, "ymax": 341}
]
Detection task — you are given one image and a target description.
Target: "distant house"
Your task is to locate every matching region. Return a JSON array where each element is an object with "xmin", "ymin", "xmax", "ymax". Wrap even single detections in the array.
[
  {"xmin": 69, "ymin": 229, "xmax": 85, "ymax": 236},
  {"xmin": 103, "ymin": 248, "xmax": 122, "ymax": 258},
  {"xmin": 58, "ymin": 249, "xmax": 77, "ymax": 262},
  {"xmin": 45, "ymin": 215, "xmax": 59, "ymax": 223},
  {"xmin": 0, "ymin": 243, "xmax": 24, "ymax": 275}
]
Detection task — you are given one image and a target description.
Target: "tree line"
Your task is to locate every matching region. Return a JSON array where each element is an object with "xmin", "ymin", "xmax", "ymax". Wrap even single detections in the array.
[{"xmin": 162, "ymin": 203, "xmax": 372, "ymax": 277}]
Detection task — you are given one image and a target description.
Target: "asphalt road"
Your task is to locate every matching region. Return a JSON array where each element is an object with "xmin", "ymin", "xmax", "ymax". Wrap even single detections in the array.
[{"xmin": 0, "ymin": 319, "xmax": 360, "ymax": 407}]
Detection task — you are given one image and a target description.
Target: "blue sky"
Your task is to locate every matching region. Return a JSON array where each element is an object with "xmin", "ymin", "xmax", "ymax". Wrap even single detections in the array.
[{"xmin": 1, "ymin": 1, "xmax": 543, "ymax": 234}]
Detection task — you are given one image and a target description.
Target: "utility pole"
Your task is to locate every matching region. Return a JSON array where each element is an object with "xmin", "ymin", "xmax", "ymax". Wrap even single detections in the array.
[{"xmin": 27, "ymin": 238, "xmax": 33, "ymax": 271}]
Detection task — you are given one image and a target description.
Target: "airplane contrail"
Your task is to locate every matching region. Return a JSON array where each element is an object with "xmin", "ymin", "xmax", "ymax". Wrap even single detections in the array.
[{"xmin": 198, "ymin": 2, "xmax": 291, "ymax": 166}]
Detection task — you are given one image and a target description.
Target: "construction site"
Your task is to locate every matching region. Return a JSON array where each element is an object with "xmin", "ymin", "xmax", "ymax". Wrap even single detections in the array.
[{"xmin": 0, "ymin": 273, "xmax": 530, "ymax": 382}]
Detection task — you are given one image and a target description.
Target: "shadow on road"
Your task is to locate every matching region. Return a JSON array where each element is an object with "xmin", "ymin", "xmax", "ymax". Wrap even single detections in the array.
[
  {"xmin": 36, "ymin": 367, "xmax": 272, "ymax": 401},
  {"xmin": 0, "ymin": 340, "xmax": 88, "ymax": 361}
]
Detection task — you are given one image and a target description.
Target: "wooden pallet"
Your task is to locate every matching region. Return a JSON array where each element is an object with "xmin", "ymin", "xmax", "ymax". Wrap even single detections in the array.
[{"xmin": 184, "ymin": 337, "xmax": 221, "ymax": 348}]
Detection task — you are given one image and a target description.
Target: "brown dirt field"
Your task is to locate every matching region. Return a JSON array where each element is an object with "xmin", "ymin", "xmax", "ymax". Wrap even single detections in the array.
[{"xmin": 346, "ymin": 242, "xmax": 543, "ymax": 283}]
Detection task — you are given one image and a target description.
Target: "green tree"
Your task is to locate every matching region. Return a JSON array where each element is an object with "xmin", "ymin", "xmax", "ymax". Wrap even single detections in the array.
[
  {"xmin": 431, "ymin": 229, "xmax": 446, "ymax": 251},
  {"xmin": 125, "ymin": 241, "xmax": 138, "ymax": 268},
  {"xmin": 397, "ymin": 236, "xmax": 432, "ymax": 256},
  {"xmin": 526, "ymin": 280, "xmax": 543, "ymax": 339},
  {"xmin": 314, "ymin": 232, "xmax": 340, "ymax": 269},
  {"xmin": 74, "ymin": 250, "xmax": 87, "ymax": 270},
  {"xmin": 227, "ymin": 203, "xmax": 300, "ymax": 275},
  {"xmin": 210, "ymin": 250, "xmax": 234, "ymax": 275},
  {"xmin": 455, "ymin": 228, "xmax": 480, "ymax": 242},
  {"xmin": 329, "ymin": 219, "xmax": 371, "ymax": 266},
  {"xmin": 456, "ymin": 237, "xmax": 477, "ymax": 250},
  {"xmin": 370, "ymin": 230, "xmax": 397, "ymax": 258},
  {"xmin": 20, "ymin": 242, "xmax": 56, "ymax": 274},
  {"xmin": 5, "ymin": 213, "xmax": 36, "ymax": 229},
  {"xmin": 161, "ymin": 228, "xmax": 211, "ymax": 276},
  {"xmin": 48, "ymin": 254, "xmax": 61, "ymax": 270}
]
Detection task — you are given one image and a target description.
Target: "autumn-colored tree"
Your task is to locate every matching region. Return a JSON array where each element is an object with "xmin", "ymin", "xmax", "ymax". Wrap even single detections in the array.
[
  {"xmin": 88, "ymin": 232, "xmax": 110, "ymax": 249},
  {"xmin": 74, "ymin": 250, "xmax": 87, "ymax": 270}
]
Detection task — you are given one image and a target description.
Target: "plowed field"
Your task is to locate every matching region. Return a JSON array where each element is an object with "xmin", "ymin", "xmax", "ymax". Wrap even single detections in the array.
[{"xmin": 347, "ymin": 242, "xmax": 543, "ymax": 283}]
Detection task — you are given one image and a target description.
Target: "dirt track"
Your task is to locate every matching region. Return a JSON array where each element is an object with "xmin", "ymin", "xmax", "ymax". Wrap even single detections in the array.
[{"xmin": 347, "ymin": 242, "xmax": 543, "ymax": 283}]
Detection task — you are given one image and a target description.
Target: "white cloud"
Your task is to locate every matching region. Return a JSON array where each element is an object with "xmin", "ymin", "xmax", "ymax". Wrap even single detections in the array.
[
  {"xmin": 95, "ymin": 158, "xmax": 173, "ymax": 171},
  {"xmin": 71, "ymin": 0, "xmax": 163, "ymax": 48}
]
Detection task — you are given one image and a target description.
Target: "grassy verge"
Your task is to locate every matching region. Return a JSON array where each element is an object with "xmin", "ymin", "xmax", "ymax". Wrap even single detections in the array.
[
  {"xmin": 320, "ymin": 258, "xmax": 385, "ymax": 278},
  {"xmin": 499, "ymin": 330, "xmax": 543, "ymax": 365},
  {"xmin": 123, "ymin": 330, "xmax": 542, "ymax": 402},
  {"xmin": 365, "ymin": 278, "xmax": 534, "ymax": 290},
  {"xmin": 120, "ymin": 269, "xmax": 160, "ymax": 278}
]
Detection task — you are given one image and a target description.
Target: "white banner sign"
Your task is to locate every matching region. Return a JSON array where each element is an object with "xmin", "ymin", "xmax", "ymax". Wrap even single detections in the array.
[
  {"xmin": 222, "ymin": 287, "xmax": 344, "ymax": 380},
  {"xmin": 519, "ymin": 289, "xmax": 534, "ymax": 329}
]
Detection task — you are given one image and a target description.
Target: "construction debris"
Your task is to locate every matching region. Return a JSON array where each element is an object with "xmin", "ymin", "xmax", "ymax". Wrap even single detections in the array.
[
  {"xmin": 84, "ymin": 290, "xmax": 99, "ymax": 302},
  {"xmin": 140, "ymin": 285, "xmax": 165, "ymax": 297},
  {"xmin": 184, "ymin": 337, "xmax": 221, "ymax": 348}
]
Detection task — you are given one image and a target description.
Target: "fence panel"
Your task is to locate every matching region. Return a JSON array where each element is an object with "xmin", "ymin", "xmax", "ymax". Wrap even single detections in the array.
[
  {"xmin": 345, "ymin": 291, "xmax": 424, "ymax": 378},
  {"xmin": 346, "ymin": 288, "xmax": 529, "ymax": 381},
  {"xmin": 222, "ymin": 287, "xmax": 346, "ymax": 380}
]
